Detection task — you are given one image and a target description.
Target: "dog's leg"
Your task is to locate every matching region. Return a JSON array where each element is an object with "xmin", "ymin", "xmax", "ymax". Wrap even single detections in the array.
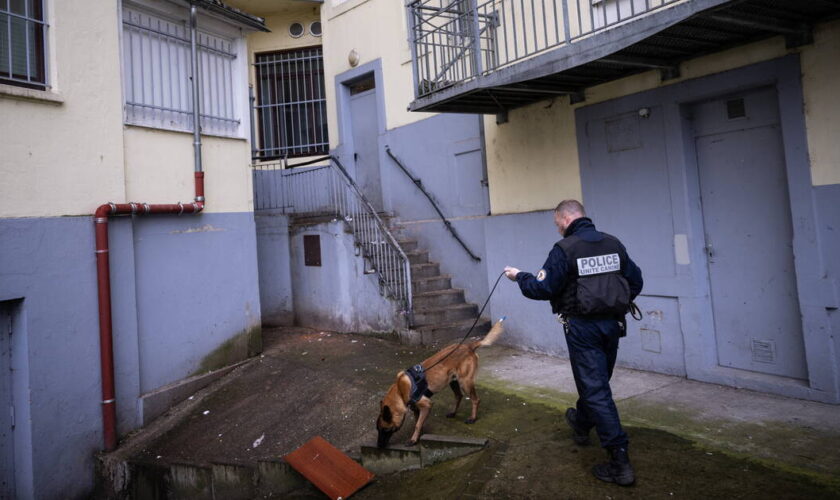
[
  {"xmin": 408, "ymin": 398, "xmax": 432, "ymax": 446},
  {"xmin": 461, "ymin": 380, "xmax": 480, "ymax": 424},
  {"xmin": 446, "ymin": 380, "xmax": 462, "ymax": 418}
]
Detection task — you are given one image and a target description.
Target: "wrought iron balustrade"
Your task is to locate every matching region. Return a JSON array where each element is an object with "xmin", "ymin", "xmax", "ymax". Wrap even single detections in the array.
[{"xmin": 408, "ymin": 0, "xmax": 681, "ymax": 98}]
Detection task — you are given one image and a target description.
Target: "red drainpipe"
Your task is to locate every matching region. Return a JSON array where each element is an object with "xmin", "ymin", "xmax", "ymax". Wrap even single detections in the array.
[{"xmin": 94, "ymin": 172, "xmax": 205, "ymax": 451}]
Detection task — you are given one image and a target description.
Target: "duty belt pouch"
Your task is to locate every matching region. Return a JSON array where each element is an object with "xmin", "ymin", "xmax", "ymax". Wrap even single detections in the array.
[{"xmin": 576, "ymin": 274, "xmax": 631, "ymax": 316}]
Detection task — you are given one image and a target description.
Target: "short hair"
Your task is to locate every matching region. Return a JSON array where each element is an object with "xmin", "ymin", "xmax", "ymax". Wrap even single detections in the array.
[{"xmin": 554, "ymin": 199, "xmax": 586, "ymax": 217}]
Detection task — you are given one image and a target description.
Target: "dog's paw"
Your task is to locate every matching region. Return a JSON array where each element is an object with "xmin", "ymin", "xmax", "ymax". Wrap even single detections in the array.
[
  {"xmin": 445, "ymin": 412, "xmax": 457, "ymax": 418},
  {"xmin": 464, "ymin": 418, "xmax": 477, "ymax": 424}
]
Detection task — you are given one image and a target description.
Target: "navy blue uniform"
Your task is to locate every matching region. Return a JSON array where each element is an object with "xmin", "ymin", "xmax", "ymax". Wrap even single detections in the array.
[{"xmin": 516, "ymin": 217, "xmax": 643, "ymax": 449}]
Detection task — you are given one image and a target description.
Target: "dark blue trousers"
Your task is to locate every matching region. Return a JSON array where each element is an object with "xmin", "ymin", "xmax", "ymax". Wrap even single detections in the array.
[{"xmin": 564, "ymin": 316, "xmax": 628, "ymax": 449}]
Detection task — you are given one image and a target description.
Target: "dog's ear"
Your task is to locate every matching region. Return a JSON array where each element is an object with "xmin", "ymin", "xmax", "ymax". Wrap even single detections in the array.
[{"xmin": 382, "ymin": 405, "xmax": 392, "ymax": 424}]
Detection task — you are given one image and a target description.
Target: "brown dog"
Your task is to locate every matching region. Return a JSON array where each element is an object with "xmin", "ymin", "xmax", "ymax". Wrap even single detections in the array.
[{"xmin": 376, "ymin": 319, "xmax": 504, "ymax": 447}]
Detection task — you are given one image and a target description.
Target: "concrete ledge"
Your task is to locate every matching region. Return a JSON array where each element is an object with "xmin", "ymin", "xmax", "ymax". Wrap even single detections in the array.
[
  {"xmin": 169, "ymin": 463, "xmax": 213, "ymax": 500},
  {"xmin": 420, "ymin": 434, "xmax": 488, "ymax": 466},
  {"xmin": 211, "ymin": 463, "xmax": 255, "ymax": 500},
  {"xmin": 139, "ymin": 361, "xmax": 247, "ymax": 425},
  {"xmin": 360, "ymin": 442, "xmax": 422, "ymax": 475},
  {"xmin": 256, "ymin": 459, "xmax": 313, "ymax": 496}
]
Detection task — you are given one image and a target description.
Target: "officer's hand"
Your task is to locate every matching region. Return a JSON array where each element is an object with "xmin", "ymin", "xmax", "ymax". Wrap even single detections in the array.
[{"xmin": 504, "ymin": 266, "xmax": 521, "ymax": 281}]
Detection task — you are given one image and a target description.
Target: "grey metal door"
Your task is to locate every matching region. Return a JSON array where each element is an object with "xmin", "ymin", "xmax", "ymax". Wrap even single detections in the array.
[
  {"xmin": 350, "ymin": 87, "xmax": 384, "ymax": 211},
  {"xmin": 691, "ymin": 87, "xmax": 807, "ymax": 379},
  {"xmin": 0, "ymin": 304, "xmax": 14, "ymax": 498}
]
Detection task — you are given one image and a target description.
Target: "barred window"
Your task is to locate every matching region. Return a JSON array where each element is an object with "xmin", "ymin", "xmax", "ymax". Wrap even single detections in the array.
[
  {"xmin": 254, "ymin": 47, "xmax": 328, "ymax": 160},
  {"xmin": 0, "ymin": 0, "xmax": 46, "ymax": 89},
  {"xmin": 122, "ymin": 5, "xmax": 241, "ymax": 136}
]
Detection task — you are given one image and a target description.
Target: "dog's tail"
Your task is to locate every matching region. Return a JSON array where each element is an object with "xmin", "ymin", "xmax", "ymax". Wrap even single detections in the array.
[{"xmin": 471, "ymin": 317, "xmax": 505, "ymax": 350}]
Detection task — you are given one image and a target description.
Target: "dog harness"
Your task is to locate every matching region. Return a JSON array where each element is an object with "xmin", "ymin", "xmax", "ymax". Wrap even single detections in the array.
[{"xmin": 405, "ymin": 364, "xmax": 434, "ymax": 404}]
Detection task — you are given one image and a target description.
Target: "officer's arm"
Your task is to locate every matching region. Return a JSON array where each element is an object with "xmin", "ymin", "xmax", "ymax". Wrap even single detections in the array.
[
  {"xmin": 623, "ymin": 254, "xmax": 644, "ymax": 300},
  {"xmin": 515, "ymin": 246, "xmax": 567, "ymax": 300}
]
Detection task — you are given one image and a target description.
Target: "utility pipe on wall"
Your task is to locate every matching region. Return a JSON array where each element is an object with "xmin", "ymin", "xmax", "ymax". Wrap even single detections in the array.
[{"xmin": 94, "ymin": 3, "xmax": 205, "ymax": 452}]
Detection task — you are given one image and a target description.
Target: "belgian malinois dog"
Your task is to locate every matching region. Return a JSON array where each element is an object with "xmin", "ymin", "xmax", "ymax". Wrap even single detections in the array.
[{"xmin": 376, "ymin": 319, "xmax": 505, "ymax": 447}]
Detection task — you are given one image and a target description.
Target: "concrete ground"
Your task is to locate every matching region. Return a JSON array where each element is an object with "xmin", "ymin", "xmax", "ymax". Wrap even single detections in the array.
[{"xmin": 117, "ymin": 327, "xmax": 840, "ymax": 499}]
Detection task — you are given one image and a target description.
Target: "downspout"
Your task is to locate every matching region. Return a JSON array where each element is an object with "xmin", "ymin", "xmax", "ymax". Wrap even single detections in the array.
[{"xmin": 94, "ymin": 3, "xmax": 205, "ymax": 452}]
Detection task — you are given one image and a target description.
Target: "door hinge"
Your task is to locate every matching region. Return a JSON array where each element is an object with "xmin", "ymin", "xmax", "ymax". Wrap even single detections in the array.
[{"xmin": 10, "ymin": 405, "xmax": 15, "ymax": 429}]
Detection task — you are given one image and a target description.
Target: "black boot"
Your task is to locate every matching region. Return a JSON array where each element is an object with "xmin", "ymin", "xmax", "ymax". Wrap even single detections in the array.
[
  {"xmin": 564, "ymin": 408, "xmax": 591, "ymax": 445},
  {"xmin": 592, "ymin": 446, "xmax": 635, "ymax": 486}
]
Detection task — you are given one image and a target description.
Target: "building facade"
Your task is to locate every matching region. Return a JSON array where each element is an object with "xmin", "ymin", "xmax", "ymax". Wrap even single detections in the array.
[{"xmin": 0, "ymin": 0, "xmax": 264, "ymax": 497}]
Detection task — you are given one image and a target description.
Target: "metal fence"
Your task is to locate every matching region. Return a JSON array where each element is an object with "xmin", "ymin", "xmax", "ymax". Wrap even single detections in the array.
[
  {"xmin": 252, "ymin": 158, "xmax": 413, "ymax": 324},
  {"xmin": 408, "ymin": 0, "xmax": 680, "ymax": 97}
]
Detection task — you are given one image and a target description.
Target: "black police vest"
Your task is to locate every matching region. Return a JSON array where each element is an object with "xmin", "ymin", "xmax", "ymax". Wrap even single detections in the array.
[{"xmin": 552, "ymin": 233, "xmax": 631, "ymax": 317}]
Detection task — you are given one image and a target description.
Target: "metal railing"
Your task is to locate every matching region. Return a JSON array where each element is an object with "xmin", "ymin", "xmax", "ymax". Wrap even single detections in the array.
[
  {"xmin": 252, "ymin": 157, "xmax": 414, "ymax": 325},
  {"xmin": 385, "ymin": 146, "xmax": 481, "ymax": 262},
  {"xmin": 408, "ymin": 0, "xmax": 681, "ymax": 97}
]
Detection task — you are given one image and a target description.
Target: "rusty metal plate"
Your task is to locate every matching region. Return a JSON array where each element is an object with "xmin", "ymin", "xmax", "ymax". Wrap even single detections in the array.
[{"xmin": 284, "ymin": 436, "xmax": 375, "ymax": 499}]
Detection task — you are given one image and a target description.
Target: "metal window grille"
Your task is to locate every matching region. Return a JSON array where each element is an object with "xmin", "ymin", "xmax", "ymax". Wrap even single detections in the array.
[
  {"xmin": 253, "ymin": 47, "xmax": 328, "ymax": 160},
  {"xmin": 0, "ymin": 0, "xmax": 47, "ymax": 89},
  {"xmin": 122, "ymin": 5, "xmax": 240, "ymax": 136}
]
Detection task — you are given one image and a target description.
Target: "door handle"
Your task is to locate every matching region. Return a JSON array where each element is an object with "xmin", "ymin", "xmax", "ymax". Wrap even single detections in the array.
[{"xmin": 705, "ymin": 243, "xmax": 714, "ymax": 258}]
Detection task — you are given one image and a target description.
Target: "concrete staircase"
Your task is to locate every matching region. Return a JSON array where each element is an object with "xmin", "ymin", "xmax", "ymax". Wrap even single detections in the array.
[{"xmin": 395, "ymin": 236, "xmax": 490, "ymax": 344}]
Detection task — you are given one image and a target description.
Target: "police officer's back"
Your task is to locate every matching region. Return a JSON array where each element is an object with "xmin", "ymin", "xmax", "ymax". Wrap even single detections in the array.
[{"xmin": 504, "ymin": 199, "xmax": 642, "ymax": 486}]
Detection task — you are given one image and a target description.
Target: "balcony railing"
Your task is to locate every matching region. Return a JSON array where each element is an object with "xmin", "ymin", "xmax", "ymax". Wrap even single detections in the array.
[{"xmin": 408, "ymin": 0, "xmax": 681, "ymax": 98}]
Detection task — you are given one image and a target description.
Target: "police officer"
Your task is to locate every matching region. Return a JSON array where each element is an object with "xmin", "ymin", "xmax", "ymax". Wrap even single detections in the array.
[{"xmin": 504, "ymin": 199, "xmax": 643, "ymax": 486}]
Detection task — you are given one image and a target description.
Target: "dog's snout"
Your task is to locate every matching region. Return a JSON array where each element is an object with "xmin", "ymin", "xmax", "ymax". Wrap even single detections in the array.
[{"xmin": 377, "ymin": 429, "xmax": 394, "ymax": 448}]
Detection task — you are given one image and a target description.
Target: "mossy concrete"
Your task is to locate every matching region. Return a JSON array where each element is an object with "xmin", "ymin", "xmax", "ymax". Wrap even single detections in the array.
[
  {"xmin": 193, "ymin": 325, "xmax": 262, "ymax": 376},
  {"xmin": 117, "ymin": 328, "xmax": 840, "ymax": 499}
]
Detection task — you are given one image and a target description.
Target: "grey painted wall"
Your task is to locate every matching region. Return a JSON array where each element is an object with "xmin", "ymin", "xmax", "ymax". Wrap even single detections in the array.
[
  {"xmin": 289, "ymin": 219, "xmax": 402, "ymax": 333},
  {"xmin": 570, "ymin": 55, "xmax": 838, "ymax": 402},
  {"xmin": 0, "ymin": 216, "xmax": 138, "ymax": 499},
  {"xmin": 132, "ymin": 213, "xmax": 263, "ymax": 393},
  {"xmin": 0, "ymin": 212, "xmax": 263, "ymax": 498},
  {"xmin": 381, "ymin": 113, "xmax": 492, "ymax": 309},
  {"xmin": 255, "ymin": 213, "xmax": 294, "ymax": 326}
]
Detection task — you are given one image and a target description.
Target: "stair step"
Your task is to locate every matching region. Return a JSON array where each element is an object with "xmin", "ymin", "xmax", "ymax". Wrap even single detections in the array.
[
  {"xmin": 413, "ymin": 303, "xmax": 478, "ymax": 326},
  {"xmin": 397, "ymin": 240, "xmax": 419, "ymax": 252},
  {"xmin": 411, "ymin": 262, "xmax": 440, "ymax": 279},
  {"xmin": 415, "ymin": 318, "xmax": 492, "ymax": 345},
  {"xmin": 413, "ymin": 288, "xmax": 465, "ymax": 309},
  {"xmin": 411, "ymin": 275, "xmax": 452, "ymax": 293},
  {"xmin": 406, "ymin": 250, "xmax": 429, "ymax": 265}
]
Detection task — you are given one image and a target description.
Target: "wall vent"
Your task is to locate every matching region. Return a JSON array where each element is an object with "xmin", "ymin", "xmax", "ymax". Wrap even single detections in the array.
[
  {"xmin": 751, "ymin": 339, "xmax": 776, "ymax": 364},
  {"xmin": 726, "ymin": 98, "xmax": 746, "ymax": 120}
]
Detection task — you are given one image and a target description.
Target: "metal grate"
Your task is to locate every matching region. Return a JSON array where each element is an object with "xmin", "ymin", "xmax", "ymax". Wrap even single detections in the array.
[
  {"xmin": 253, "ymin": 47, "xmax": 329, "ymax": 160},
  {"xmin": 0, "ymin": 0, "xmax": 47, "ymax": 90},
  {"xmin": 122, "ymin": 5, "xmax": 240, "ymax": 136}
]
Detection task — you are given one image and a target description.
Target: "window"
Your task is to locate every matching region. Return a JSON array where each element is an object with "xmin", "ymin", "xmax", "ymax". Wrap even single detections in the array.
[
  {"xmin": 122, "ymin": 5, "xmax": 241, "ymax": 136},
  {"xmin": 254, "ymin": 47, "xmax": 328, "ymax": 160},
  {"xmin": 0, "ymin": 0, "xmax": 46, "ymax": 89}
]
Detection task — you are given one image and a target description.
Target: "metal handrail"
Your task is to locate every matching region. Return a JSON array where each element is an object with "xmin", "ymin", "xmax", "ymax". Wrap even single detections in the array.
[
  {"xmin": 251, "ymin": 157, "xmax": 414, "ymax": 326},
  {"xmin": 385, "ymin": 146, "xmax": 481, "ymax": 262}
]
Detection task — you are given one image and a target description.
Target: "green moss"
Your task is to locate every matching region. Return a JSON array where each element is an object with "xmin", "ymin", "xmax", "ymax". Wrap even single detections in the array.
[
  {"xmin": 192, "ymin": 325, "xmax": 262, "ymax": 375},
  {"xmin": 359, "ymin": 385, "xmax": 840, "ymax": 499}
]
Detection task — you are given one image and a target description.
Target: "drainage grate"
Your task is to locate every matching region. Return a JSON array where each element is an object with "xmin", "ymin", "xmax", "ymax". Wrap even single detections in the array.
[{"xmin": 751, "ymin": 339, "xmax": 776, "ymax": 364}]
